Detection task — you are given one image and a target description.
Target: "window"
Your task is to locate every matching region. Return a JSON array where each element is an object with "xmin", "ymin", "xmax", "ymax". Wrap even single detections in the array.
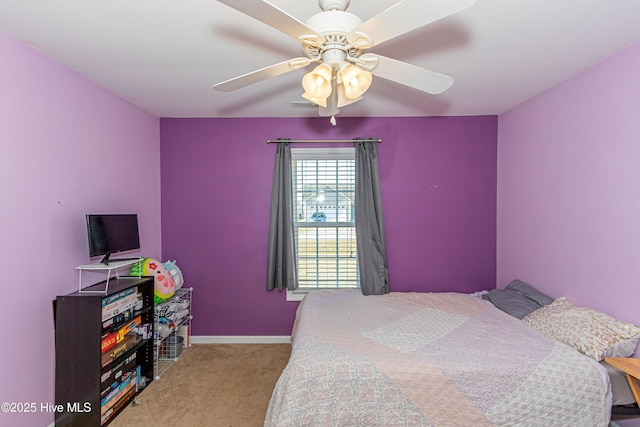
[{"xmin": 288, "ymin": 147, "xmax": 358, "ymax": 300}]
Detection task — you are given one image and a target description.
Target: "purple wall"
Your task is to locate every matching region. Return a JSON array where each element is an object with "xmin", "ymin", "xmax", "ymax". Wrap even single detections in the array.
[
  {"xmin": 160, "ymin": 116, "xmax": 497, "ymax": 336},
  {"xmin": 497, "ymin": 40, "xmax": 640, "ymax": 330},
  {"xmin": 0, "ymin": 30, "xmax": 161, "ymax": 427}
]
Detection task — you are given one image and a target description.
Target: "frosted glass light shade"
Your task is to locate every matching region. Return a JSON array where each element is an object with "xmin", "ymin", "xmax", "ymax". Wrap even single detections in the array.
[
  {"xmin": 302, "ymin": 64, "xmax": 333, "ymax": 102},
  {"xmin": 339, "ymin": 63, "xmax": 372, "ymax": 99},
  {"xmin": 336, "ymin": 83, "xmax": 361, "ymax": 108}
]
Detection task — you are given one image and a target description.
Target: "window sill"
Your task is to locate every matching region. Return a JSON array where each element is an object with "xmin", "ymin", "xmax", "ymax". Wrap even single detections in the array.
[
  {"xmin": 286, "ymin": 289, "xmax": 308, "ymax": 302},
  {"xmin": 286, "ymin": 287, "xmax": 360, "ymax": 301}
]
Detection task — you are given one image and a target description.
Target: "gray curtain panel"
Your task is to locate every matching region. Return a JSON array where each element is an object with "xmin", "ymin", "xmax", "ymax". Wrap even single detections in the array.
[
  {"xmin": 354, "ymin": 139, "xmax": 390, "ymax": 295},
  {"xmin": 266, "ymin": 142, "xmax": 298, "ymax": 291}
]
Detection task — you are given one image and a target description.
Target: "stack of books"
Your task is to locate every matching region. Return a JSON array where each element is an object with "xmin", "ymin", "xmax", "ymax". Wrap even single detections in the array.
[
  {"xmin": 98, "ymin": 287, "xmax": 146, "ymax": 425},
  {"xmin": 100, "ymin": 365, "xmax": 140, "ymax": 425},
  {"xmin": 101, "ymin": 287, "xmax": 139, "ymax": 329}
]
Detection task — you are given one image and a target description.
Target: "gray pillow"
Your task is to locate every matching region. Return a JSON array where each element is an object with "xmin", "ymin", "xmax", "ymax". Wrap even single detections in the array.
[
  {"xmin": 505, "ymin": 279, "xmax": 554, "ymax": 306},
  {"xmin": 482, "ymin": 289, "xmax": 541, "ymax": 319}
]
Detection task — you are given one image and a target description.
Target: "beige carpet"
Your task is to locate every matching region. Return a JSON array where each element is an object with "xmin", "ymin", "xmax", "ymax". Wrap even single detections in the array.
[{"xmin": 110, "ymin": 344, "xmax": 291, "ymax": 427}]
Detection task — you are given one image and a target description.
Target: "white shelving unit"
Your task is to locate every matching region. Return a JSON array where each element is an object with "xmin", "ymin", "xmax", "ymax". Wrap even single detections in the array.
[
  {"xmin": 75, "ymin": 258, "xmax": 142, "ymax": 293},
  {"xmin": 154, "ymin": 287, "xmax": 193, "ymax": 379}
]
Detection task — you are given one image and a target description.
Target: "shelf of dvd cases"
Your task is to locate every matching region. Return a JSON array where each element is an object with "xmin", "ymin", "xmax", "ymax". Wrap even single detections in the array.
[
  {"xmin": 154, "ymin": 287, "xmax": 192, "ymax": 379},
  {"xmin": 54, "ymin": 276, "xmax": 155, "ymax": 427}
]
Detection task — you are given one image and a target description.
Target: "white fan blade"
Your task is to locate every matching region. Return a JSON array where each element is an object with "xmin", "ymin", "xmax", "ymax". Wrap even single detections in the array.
[
  {"xmin": 213, "ymin": 57, "xmax": 311, "ymax": 92},
  {"xmin": 363, "ymin": 54, "xmax": 453, "ymax": 95},
  {"xmin": 217, "ymin": 0, "xmax": 323, "ymax": 43},
  {"xmin": 348, "ymin": 0, "xmax": 476, "ymax": 47}
]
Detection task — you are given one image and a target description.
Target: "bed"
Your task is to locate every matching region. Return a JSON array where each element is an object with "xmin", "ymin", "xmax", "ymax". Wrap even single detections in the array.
[{"xmin": 265, "ymin": 289, "xmax": 613, "ymax": 426}]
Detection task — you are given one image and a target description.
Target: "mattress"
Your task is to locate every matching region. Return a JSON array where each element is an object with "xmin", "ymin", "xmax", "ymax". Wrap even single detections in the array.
[{"xmin": 266, "ymin": 290, "xmax": 611, "ymax": 426}]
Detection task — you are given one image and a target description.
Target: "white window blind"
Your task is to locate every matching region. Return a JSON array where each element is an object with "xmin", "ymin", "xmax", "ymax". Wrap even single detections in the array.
[{"xmin": 292, "ymin": 147, "xmax": 359, "ymax": 289}]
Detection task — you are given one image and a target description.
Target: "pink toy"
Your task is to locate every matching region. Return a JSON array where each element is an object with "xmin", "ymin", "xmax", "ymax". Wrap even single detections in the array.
[{"xmin": 130, "ymin": 258, "xmax": 176, "ymax": 303}]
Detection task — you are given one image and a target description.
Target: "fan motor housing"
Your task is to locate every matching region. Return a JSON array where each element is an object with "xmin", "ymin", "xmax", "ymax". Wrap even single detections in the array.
[
  {"xmin": 305, "ymin": 10, "xmax": 362, "ymax": 36},
  {"xmin": 321, "ymin": 47, "xmax": 347, "ymax": 67}
]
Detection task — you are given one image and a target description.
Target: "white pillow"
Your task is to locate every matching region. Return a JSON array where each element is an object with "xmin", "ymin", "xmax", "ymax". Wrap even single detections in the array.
[{"xmin": 523, "ymin": 297, "xmax": 640, "ymax": 361}]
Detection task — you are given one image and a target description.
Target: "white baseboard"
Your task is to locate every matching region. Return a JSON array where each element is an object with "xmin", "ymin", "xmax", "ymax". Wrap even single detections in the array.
[{"xmin": 191, "ymin": 335, "xmax": 291, "ymax": 344}]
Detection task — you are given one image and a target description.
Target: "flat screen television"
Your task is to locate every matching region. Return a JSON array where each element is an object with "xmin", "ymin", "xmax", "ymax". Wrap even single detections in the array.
[{"xmin": 86, "ymin": 214, "xmax": 140, "ymax": 264}]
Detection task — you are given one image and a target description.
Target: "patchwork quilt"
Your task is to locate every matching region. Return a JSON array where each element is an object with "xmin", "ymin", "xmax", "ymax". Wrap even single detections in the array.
[{"xmin": 265, "ymin": 290, "xmax": 609, "ymax": 427}]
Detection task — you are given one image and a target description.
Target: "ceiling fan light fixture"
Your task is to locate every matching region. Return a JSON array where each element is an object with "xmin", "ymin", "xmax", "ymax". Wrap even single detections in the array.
[
  {"xmin": 318, "ymin": 101, "xmax": 339, "ymax": 118},
  {"xmin": 302, "ymin": 63, "xmax": 333, "ymax": 102},
  {"xmin": 339, "ymin": 62, "xmax": 372, "ymax": 99}
]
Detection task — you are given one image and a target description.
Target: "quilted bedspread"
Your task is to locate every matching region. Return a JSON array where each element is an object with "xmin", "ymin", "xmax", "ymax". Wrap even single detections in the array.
[{"xmin": 265, "ymin": 290, "xmax": 609, "ymax": 427}]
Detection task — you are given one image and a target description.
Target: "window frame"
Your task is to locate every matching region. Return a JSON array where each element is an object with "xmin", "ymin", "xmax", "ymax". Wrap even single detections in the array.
[{"xmin": 287, "ymin": 146, "xmax": 358, "ymax": 301}]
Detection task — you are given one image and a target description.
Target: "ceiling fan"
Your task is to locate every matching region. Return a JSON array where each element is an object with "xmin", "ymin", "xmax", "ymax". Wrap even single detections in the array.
[{"xmin": 213, "ymin": 0, "xmax": 476, "ymax": 123}]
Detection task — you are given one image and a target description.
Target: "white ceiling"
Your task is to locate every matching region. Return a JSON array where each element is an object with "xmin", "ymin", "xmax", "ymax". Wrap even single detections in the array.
[{"xmin": 1, "ymin": 0, "xmax": 639, "ymax": 118}]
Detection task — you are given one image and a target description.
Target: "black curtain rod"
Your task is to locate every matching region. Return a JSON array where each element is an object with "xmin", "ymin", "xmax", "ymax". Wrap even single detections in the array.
[{"xmin": 266, "ymin": 138, "xmax": 382, "ymax": 144}]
